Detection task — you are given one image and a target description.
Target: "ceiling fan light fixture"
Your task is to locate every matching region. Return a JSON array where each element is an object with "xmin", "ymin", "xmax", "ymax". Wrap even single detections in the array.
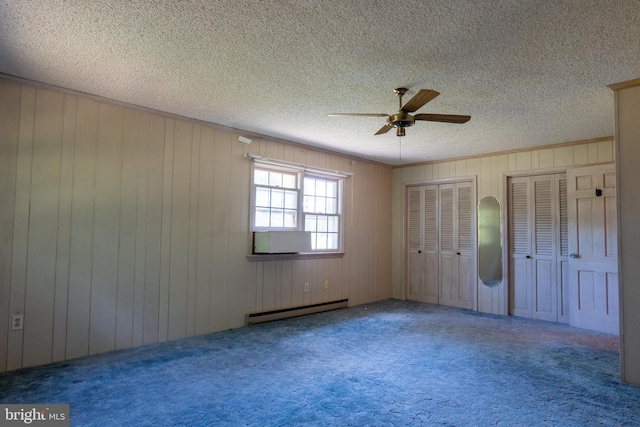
[{"xmin": 396, "ymin": 126, "xmax": 406, "ymax": 137}]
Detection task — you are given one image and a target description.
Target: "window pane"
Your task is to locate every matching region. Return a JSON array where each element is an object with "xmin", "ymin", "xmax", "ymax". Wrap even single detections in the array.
[
  {"xmin": 316, "ymin": 197, "xmax": 326, "ymax": 213},
  {"xmin": 255, "ymin": 208, "xmax": 270, "ymax": 227},
  {"xmin": 284, "ymin": 191, "xmax": 297, "ymax": 209},
  {"xmin": 316, "ymin": 180, "xmax": 326, "ymax": 196},
  {"xmin": 284, "ymin": 209, "xmax": 297, "ymax": 227},
  {"xmin": 326, "ymin": 197, "xmax": 336, "ymax": 214},
  {"xmin": 328, "ymin": 216, "xmax": 338, "ymax": 232},
  {"xmin": 305, "ymin": 215, "xmax": 317, "ymax": 231},
  {"xmin": 270, "ymin": 209, "xmax": 284, "ymax": 227},
  {"xmin": 254, "ymin": 169, "xmax": 269, "ymax": 185},
  {"xmin": 317, "ymin": 216, "xmax": 328, "ymax": 232},
  {"xmin": 282, "ymin": 174, "xmax": 296, "ymax": 189},
  {"xmin": 304, "ymin": 178, "xmax": 315, "ymax": 195},
  {"xmin": 269, "ymin": 172, "xmax": 282, "ymax": 187},
  {"xmin": 328, "ymin": 233, "xmax": 338, "ymax": 249},
  {"xmin": 304, "ymin": 195, "xmax": 315, "ymax": 212},
  {"xmin": 256, "ymin": 187, "xmax": 270, "ymax": 207},
  {"xmin": 326, "ymin": 181, "xmax": 337, "ymax": 197},
  {"xmin": 271, "ymin": 189, "xmax": 284, "ymax": 208},
  {"xmin": 316, "ymin": 233, "xmax": 328, "ymax": 250}
]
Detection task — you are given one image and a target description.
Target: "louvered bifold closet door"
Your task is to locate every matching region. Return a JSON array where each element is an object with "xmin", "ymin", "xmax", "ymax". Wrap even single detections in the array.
[
  {"xmin": 422, "ymin": 186, "xmax": 439, "ymax": 303},
  {"xmin": 407, "ymin": 187, "xmax": 424, "ymax": 301},
  {"xmin": 455, "ymin": 182, "xmax": 475, "ymax": 309},
  {"xmin": 557, "ymin": 174, "xmax": 570, "ymax": 323},
  {"xmin": 531, "ymin": 175, "xmax": 557, "ymax": 321},
  {"xmin": 509, "ymin": 177, "xmax": 532, "ymax": 318},
  {"xmin": 438, "ymin": 184, "xmax": 456, "ymax": 307}
]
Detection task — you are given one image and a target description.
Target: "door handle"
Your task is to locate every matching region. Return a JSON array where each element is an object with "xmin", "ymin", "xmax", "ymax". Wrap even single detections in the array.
[
  {"xmin": 418, "ymin": 250, "xmax": 422, "ymax": 254},
  {"xmin": 526, "ymin": 255, "xmax": 531, "ymax": 259},
  {"xmin": 456, "ymin": 252, "xmax": 461, "ymax": 255},
  {"xmin": 569, "ymin": 253, "xmax": 580, "ymax": 258}
]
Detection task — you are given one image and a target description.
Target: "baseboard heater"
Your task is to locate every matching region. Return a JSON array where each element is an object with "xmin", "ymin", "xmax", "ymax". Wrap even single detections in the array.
[{"xmin": 246, "ymin": 299, "xmax": 349, "ymax": 326}]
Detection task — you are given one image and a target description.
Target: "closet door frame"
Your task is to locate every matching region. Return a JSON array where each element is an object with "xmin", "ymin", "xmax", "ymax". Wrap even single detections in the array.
[
  {"xmin": 403, "ymin": 176, "xmax": 477, "ymax": 310},
  {"xmin": 503, "ymin": 166, "xmax": 569, "ymax": 321}
]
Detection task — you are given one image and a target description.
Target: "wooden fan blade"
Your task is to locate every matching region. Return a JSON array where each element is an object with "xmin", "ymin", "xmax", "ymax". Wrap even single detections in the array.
[
  {"xmin": 375, "ymin": 124, "xmax": 393, "ymax": 135},
  {"xmin": 414, "ymin": 113, "xmax": 471, "ymax": 124},
  {"xmin": 401, "ymin": 89, "xmax": 440, "ymax": 113},
  {"xmin": 328, "ymin": 113, "xmax": 389, "ymax": 117}
]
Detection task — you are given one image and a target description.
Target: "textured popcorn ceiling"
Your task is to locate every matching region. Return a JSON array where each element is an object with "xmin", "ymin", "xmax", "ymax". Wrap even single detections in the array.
[{"xmin": 1, "ymin": 1, "xmax": 639, "ymax": 166}]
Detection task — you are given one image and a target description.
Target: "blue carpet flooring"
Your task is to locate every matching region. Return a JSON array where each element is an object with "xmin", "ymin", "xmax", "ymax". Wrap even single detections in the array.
[{"xmin": 1, "ymin": 299, "xmax": 639, "ymax": 426}]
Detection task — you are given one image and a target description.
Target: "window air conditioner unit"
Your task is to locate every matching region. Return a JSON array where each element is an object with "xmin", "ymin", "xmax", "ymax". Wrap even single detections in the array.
[{"xmin": 253, "ymin": 231, "xmax": 312, "ymax": 254}]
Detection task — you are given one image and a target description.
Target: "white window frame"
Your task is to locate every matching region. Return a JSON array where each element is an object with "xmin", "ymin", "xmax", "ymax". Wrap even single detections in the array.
[{"xmin": 249, "ymin": 155, "xmax": 349, "ymax": 253}]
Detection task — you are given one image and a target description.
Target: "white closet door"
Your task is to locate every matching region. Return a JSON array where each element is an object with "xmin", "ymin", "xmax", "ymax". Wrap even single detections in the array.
[
  {"xmin": 509, "ymin": 173, "xmax": 567, "ymax": 323},
  {"xmin": 423, "ymin": 186, "xmax": 439, "ymax": 303},
  {"xmin": 407, "ymin": 187, "xmax": 424, "ymax": 301},
  {"xmin": 406, "ymin": 185, "xmax": 439, "ymax": 304},
  {"xmin": 439, "ymin": 184, "xmax": 456, "ymax": 307},
  {"xmin": 531, "ymin": 175, "xmax": 557, "ymax": 322},
  {"xmin": 509, "ymin": 177, "xmax": 532, "ymax": 318},
  {"xmin": 439, "ymin": 182, "xmax": 475, "ymax": 309},
  {"xmin": 557, "ymin": 176, "xmax": 570, "ymax": 323},
  {"xmin": 456, "ymin": 182, "xmax": 475, "ymax": 309},
  {"xmin": 406, "ymin": 181, "xmax": 475, "ymax": 309}
]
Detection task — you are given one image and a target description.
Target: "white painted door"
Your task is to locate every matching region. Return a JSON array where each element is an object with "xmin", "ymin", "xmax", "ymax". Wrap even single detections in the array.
[
  {"xmin": 406, "ymin": 181, "xmax": 475, "ymax": 308},
  {"xmin": 508, "ymin": 173, "xmax": 568, "ymax": 322},
  {"xmin": 439, "ymin": 181, "xmax": 475, "ymax": 309},
  {"xmin": 406, "ymin": 185, "xmax": 438, "ymax": 304},
  {"xmin": 567, "ymin": 164, "xmax": 619, "ymax": 334}
]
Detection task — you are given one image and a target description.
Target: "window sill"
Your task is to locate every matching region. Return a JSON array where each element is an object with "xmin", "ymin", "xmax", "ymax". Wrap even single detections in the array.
[{"xmin": 246, "ymin": 252, "xmax": 344, "ymax": 262}]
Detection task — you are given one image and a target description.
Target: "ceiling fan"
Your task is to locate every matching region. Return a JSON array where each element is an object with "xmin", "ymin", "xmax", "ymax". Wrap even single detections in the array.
[{"xmin": 328, "ymin": 88, "xmax": 470, "ymax": 137}]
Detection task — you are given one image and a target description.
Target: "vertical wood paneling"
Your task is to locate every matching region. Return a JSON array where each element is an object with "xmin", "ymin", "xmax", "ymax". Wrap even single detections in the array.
[
  {"xmin": 515, "ymin": 152, "xmax": 531, "ymax": 171},
  {"xmin": 574, "ymin": 144, "xmax": 588, "ymax": 165},
  {"xmin": 167, "ymin": 121, "xmax": 192, "ymax": 341},
  {"xmin": 587, "ymin": 142, "xmax": 599, "ymax": 164},
  {"xmin": 143, "ymin": 114, "xmax": 165, "ymax": 345},
  {"xmin": 66, "ymin": 96, "xmax": 98, "ymax": 360},
  {"xmin": 194, "ymin": 126, "xmax": 214, "ymax": 336},
  {"xmin": 89, "ymin": 103, "xmax": 124, "ymax": 356},
  {"xmin": 0, "ymin": 78, "xmax": 394, "ymax": 372},
  {"xmin": 52, "ymin": 95, "xmax": 76, "ymax": 362},
  {"xmin": 8, "ymin": 86, "xmax": 36, "ymax": 370},
  {"xmin": 115, "ymin": 108, "xmax": 140, "ymax": 350},
  {"xmin": 132, "ymin": 112, "xmax": 151, "ymax": 347},
  {"xmin": 597, "ymin": 140, "xmax": 613, "ymax": 163},
  {"xmin": 22, "ymin": 89, "xmax": 64, "ymax": 367},
  {"xmin": 186, "ymin": 126, "xmax": 201, "ymax": 337},
  {"xmin": 158, "ymin": 119, "xmax": 175, "ymax": 342},
  {"xmin": 0, "ymin": 81, "xmax": 21, "ymax": 371},
  {"xmin": 554, "ymin": 146, "xmax": 574, "ymax": 166},
  {"xmin": 537, "ymin": 149, "xmax": 553, "ymax": 168},
  {"xmin": 227, "ymin": 135, "xmax": 255, "ymax": 328},
  {"xmin": 210, "ymin": 130, "xmax": 232, "ymax": 330}
]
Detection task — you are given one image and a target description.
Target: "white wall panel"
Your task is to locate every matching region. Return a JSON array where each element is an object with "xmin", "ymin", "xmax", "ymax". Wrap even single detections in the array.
[{"xmin": 0, "ymin": 78, "xmax": 393, "ymax": 372}]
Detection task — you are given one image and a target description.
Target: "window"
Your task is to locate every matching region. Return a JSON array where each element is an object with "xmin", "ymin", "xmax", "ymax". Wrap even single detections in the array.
[
  {"xmin": 303, "ymin": 177, "xmax": 340, "ymax": 250},
  {"xmin": 251, "ymin": 161, "xmax": 345, "ymax": 252}
]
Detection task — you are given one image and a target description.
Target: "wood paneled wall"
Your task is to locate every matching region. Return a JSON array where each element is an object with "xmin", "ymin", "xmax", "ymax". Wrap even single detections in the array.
[
  {"xmin": 392, "ymin": 138, "xmax": 615, "ymax": 315},
  {"xmin": 0, "ymin": 78, "xmax": 393, "ymax": 372}
]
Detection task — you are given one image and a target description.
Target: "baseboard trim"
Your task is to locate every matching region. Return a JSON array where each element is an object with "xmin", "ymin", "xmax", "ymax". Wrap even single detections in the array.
[{"xmin": 246, "ymin": 299, "xmax": 349, "ymax": 326}]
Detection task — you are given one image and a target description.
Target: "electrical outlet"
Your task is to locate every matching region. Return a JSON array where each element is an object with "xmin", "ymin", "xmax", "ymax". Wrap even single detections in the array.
[
  {"xmin": 12, "ymin": 315, "xmax": 23, "ymax": 331},
  {"xmin": 304, "ymin": 283, "xmax": 310, "ymax": 292},
  {"xmin": 324, "ymin": 279, "xmax": 329, "ymax": 289}
]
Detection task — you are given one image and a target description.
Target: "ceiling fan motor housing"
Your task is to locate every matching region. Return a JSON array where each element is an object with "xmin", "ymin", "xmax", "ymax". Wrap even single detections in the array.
[{"xmin": 388, "ymin": 112, "xmax": 415, "ymax": 128}]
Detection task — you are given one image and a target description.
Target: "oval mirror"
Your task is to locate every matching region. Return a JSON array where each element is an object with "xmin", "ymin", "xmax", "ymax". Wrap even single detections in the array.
[{"xmin": 478, "ymin": 196, "xmax": 502, "ymax": 287}]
